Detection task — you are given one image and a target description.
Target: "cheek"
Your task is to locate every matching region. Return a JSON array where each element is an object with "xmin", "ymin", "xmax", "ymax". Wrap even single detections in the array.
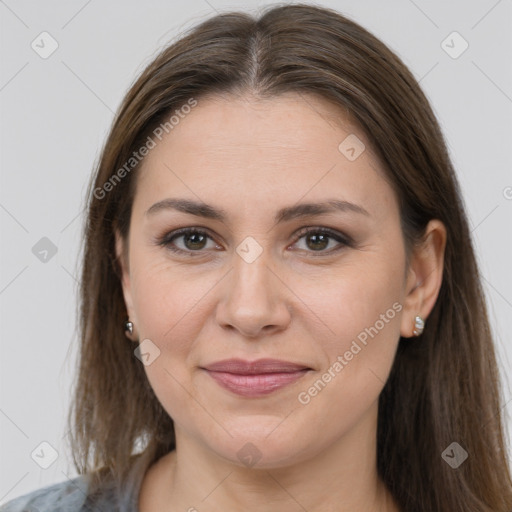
[
  {"xmin": 129, "ymin": 260, "xmax": 213, "ymax": 425},
  {"xmin": 293, "ymin": 246, "xmax": 405, "ymax": 408},
  {"xmin": 129, "ymin": 253, "xmax": 210, "ymax": 344},
  {"xmin": 291, "ymin": 275, "xmax": 403, "ymax": 444},
  {"xmin": 301, "ymin": 248, "xmax": 404, "ymax": 352}
]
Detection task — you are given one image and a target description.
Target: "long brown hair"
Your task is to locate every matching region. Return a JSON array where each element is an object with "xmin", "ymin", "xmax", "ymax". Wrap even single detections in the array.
[{"xmin": 67, "ymin": 4, "xmax": 512, "ymax": 510}]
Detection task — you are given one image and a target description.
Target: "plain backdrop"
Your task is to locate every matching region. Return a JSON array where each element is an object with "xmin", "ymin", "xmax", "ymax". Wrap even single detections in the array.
[{"xmin": 1, "ymin": 0, "xmax": 511, "ymax": 503}]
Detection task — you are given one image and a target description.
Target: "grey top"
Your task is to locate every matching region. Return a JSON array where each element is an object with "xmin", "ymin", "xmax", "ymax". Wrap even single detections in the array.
[{"xmin": 0, "ymin": 454, "xmax": 151, "ymax": 512}]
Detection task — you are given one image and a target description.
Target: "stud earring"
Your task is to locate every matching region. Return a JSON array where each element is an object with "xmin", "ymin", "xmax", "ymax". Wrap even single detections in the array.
[
  {"xmin": 412, "ymin": 315, "xmax": 424, "ymax": 336},
  {"xmin": 125, "ymin": 320, "xmax": 134, "ymax": 336}
]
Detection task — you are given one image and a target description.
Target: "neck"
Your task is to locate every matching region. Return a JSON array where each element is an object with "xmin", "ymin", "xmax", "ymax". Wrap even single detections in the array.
[{"xmin": 148, "ymin": 402, "xmax": 399, "ymax": 512}]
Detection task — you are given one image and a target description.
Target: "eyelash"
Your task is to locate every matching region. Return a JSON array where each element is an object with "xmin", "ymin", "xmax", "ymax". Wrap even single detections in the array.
[{"xmin": 156, "ymin": 226, "xmax": 353, "ymax": 257}]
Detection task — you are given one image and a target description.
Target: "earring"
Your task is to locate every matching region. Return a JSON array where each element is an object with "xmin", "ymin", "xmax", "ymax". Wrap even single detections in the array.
[
  {"xmin": 412, "ymin": 315, "xmax": 424, "ymax": 336},
  {"xmin": 125, "ymin": 320, "xmax": 134, "ymax": 336}
]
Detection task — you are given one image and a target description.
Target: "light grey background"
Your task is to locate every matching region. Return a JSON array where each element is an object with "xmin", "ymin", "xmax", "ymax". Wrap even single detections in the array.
[{"xmin": 1, "ymin": 0, "xmax": 511, "ymax": 503}]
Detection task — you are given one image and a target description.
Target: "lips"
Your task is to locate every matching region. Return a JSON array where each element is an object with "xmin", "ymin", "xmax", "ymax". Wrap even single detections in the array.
[
  {"xmin": 201, "ymin": 358, "xmax": 311, "ymax": 397},
  {"xmin": 203, "ymin": 358, "xmax": 310, "ymax": 374}
]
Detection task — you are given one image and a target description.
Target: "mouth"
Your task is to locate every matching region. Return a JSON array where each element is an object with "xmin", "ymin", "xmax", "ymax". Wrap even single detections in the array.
[{"xmin": 200, "ymin": 358, "xmax": 312, "ymax": 397}]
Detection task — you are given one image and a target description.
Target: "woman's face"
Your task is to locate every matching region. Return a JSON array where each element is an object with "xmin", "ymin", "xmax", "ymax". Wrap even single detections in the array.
[{"xmin": 117, "ymin": 92, "xmax": 417, "ymax": 468}]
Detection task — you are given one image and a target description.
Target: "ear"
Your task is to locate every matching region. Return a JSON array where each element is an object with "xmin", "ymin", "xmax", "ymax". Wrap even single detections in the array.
[
  {"xmin": 115, "ymin": 229, "xmax": 135, "ymax": 321},
  {"xmin": 400, "ymin": 219, "xmax": 447, "ymax": 338}
]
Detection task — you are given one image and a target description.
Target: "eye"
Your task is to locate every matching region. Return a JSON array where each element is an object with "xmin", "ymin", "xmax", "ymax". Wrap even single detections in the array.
[
  {"xmin": 291, "ymin": 227, "xmax": 352, "ymax": 255},
  {"xmin": 157, "ymin": 228, "xmax": 220, "ymax": 255}
]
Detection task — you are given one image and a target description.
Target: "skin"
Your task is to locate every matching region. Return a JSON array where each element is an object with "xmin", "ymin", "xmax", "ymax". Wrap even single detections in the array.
[{"xmin": 115, "ymin": 92, "xmax": 446, "ymax": 512}]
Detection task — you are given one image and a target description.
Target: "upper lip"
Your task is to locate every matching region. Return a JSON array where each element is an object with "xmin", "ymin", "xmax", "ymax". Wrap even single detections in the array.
[{"xmin": 202, "ymin": 358, "xmax": 311, "ymax": 374}]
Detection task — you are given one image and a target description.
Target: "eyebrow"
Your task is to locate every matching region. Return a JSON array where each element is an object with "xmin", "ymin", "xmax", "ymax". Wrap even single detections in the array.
[{"xmin": 145, "ymin": 198, "xmax": 370, "ymax": 223}]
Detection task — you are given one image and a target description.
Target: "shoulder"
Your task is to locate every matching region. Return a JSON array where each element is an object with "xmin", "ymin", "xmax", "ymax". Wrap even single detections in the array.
[
  {"xmin": 0, "ymin": 452, "xmax": 154, "ymax": 512},
  {"xmin": 0, "ymin": 475, "xmax": 89, "ymax": 512}
]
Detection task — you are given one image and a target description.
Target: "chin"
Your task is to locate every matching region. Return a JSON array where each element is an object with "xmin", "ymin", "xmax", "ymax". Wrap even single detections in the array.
[{"xmin": 200, "ymin": 419, "xmax": 323, "ymax": 470}]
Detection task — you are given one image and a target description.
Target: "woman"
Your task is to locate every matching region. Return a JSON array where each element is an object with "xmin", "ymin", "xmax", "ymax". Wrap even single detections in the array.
[{"xmin": 2, "ymin": 3, "xmax": 511, "ymax": 511}]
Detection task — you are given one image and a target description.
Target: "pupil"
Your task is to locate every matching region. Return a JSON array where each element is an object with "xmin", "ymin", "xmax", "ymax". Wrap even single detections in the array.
[
  {"xmin": 308, "ymin": 234, "xmax": 328, "ymax": 250},
  {"xmin": 186, "ymin": 233, "xmax": 205, "ymax": 249}
]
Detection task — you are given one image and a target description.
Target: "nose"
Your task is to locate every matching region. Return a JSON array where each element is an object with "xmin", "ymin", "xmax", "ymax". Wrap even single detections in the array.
[{"xmin": 215, "ymin": 249, "xmax": 292, "ymax": 339}]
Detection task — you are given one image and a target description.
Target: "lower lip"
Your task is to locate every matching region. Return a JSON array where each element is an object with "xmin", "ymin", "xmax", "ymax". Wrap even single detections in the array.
[{"xmin": 203, "ymin": 369, "xmax": 309, "ymax": 397}]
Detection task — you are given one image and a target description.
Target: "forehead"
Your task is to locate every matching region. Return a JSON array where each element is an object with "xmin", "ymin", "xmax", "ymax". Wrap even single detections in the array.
[
  {"xmin": 144, "ymin": 92, "xmax": 368, "ymax": 156},
  {"xmin": 133, "ymin": 92, "xmax": 397, "ymax": 221}
]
